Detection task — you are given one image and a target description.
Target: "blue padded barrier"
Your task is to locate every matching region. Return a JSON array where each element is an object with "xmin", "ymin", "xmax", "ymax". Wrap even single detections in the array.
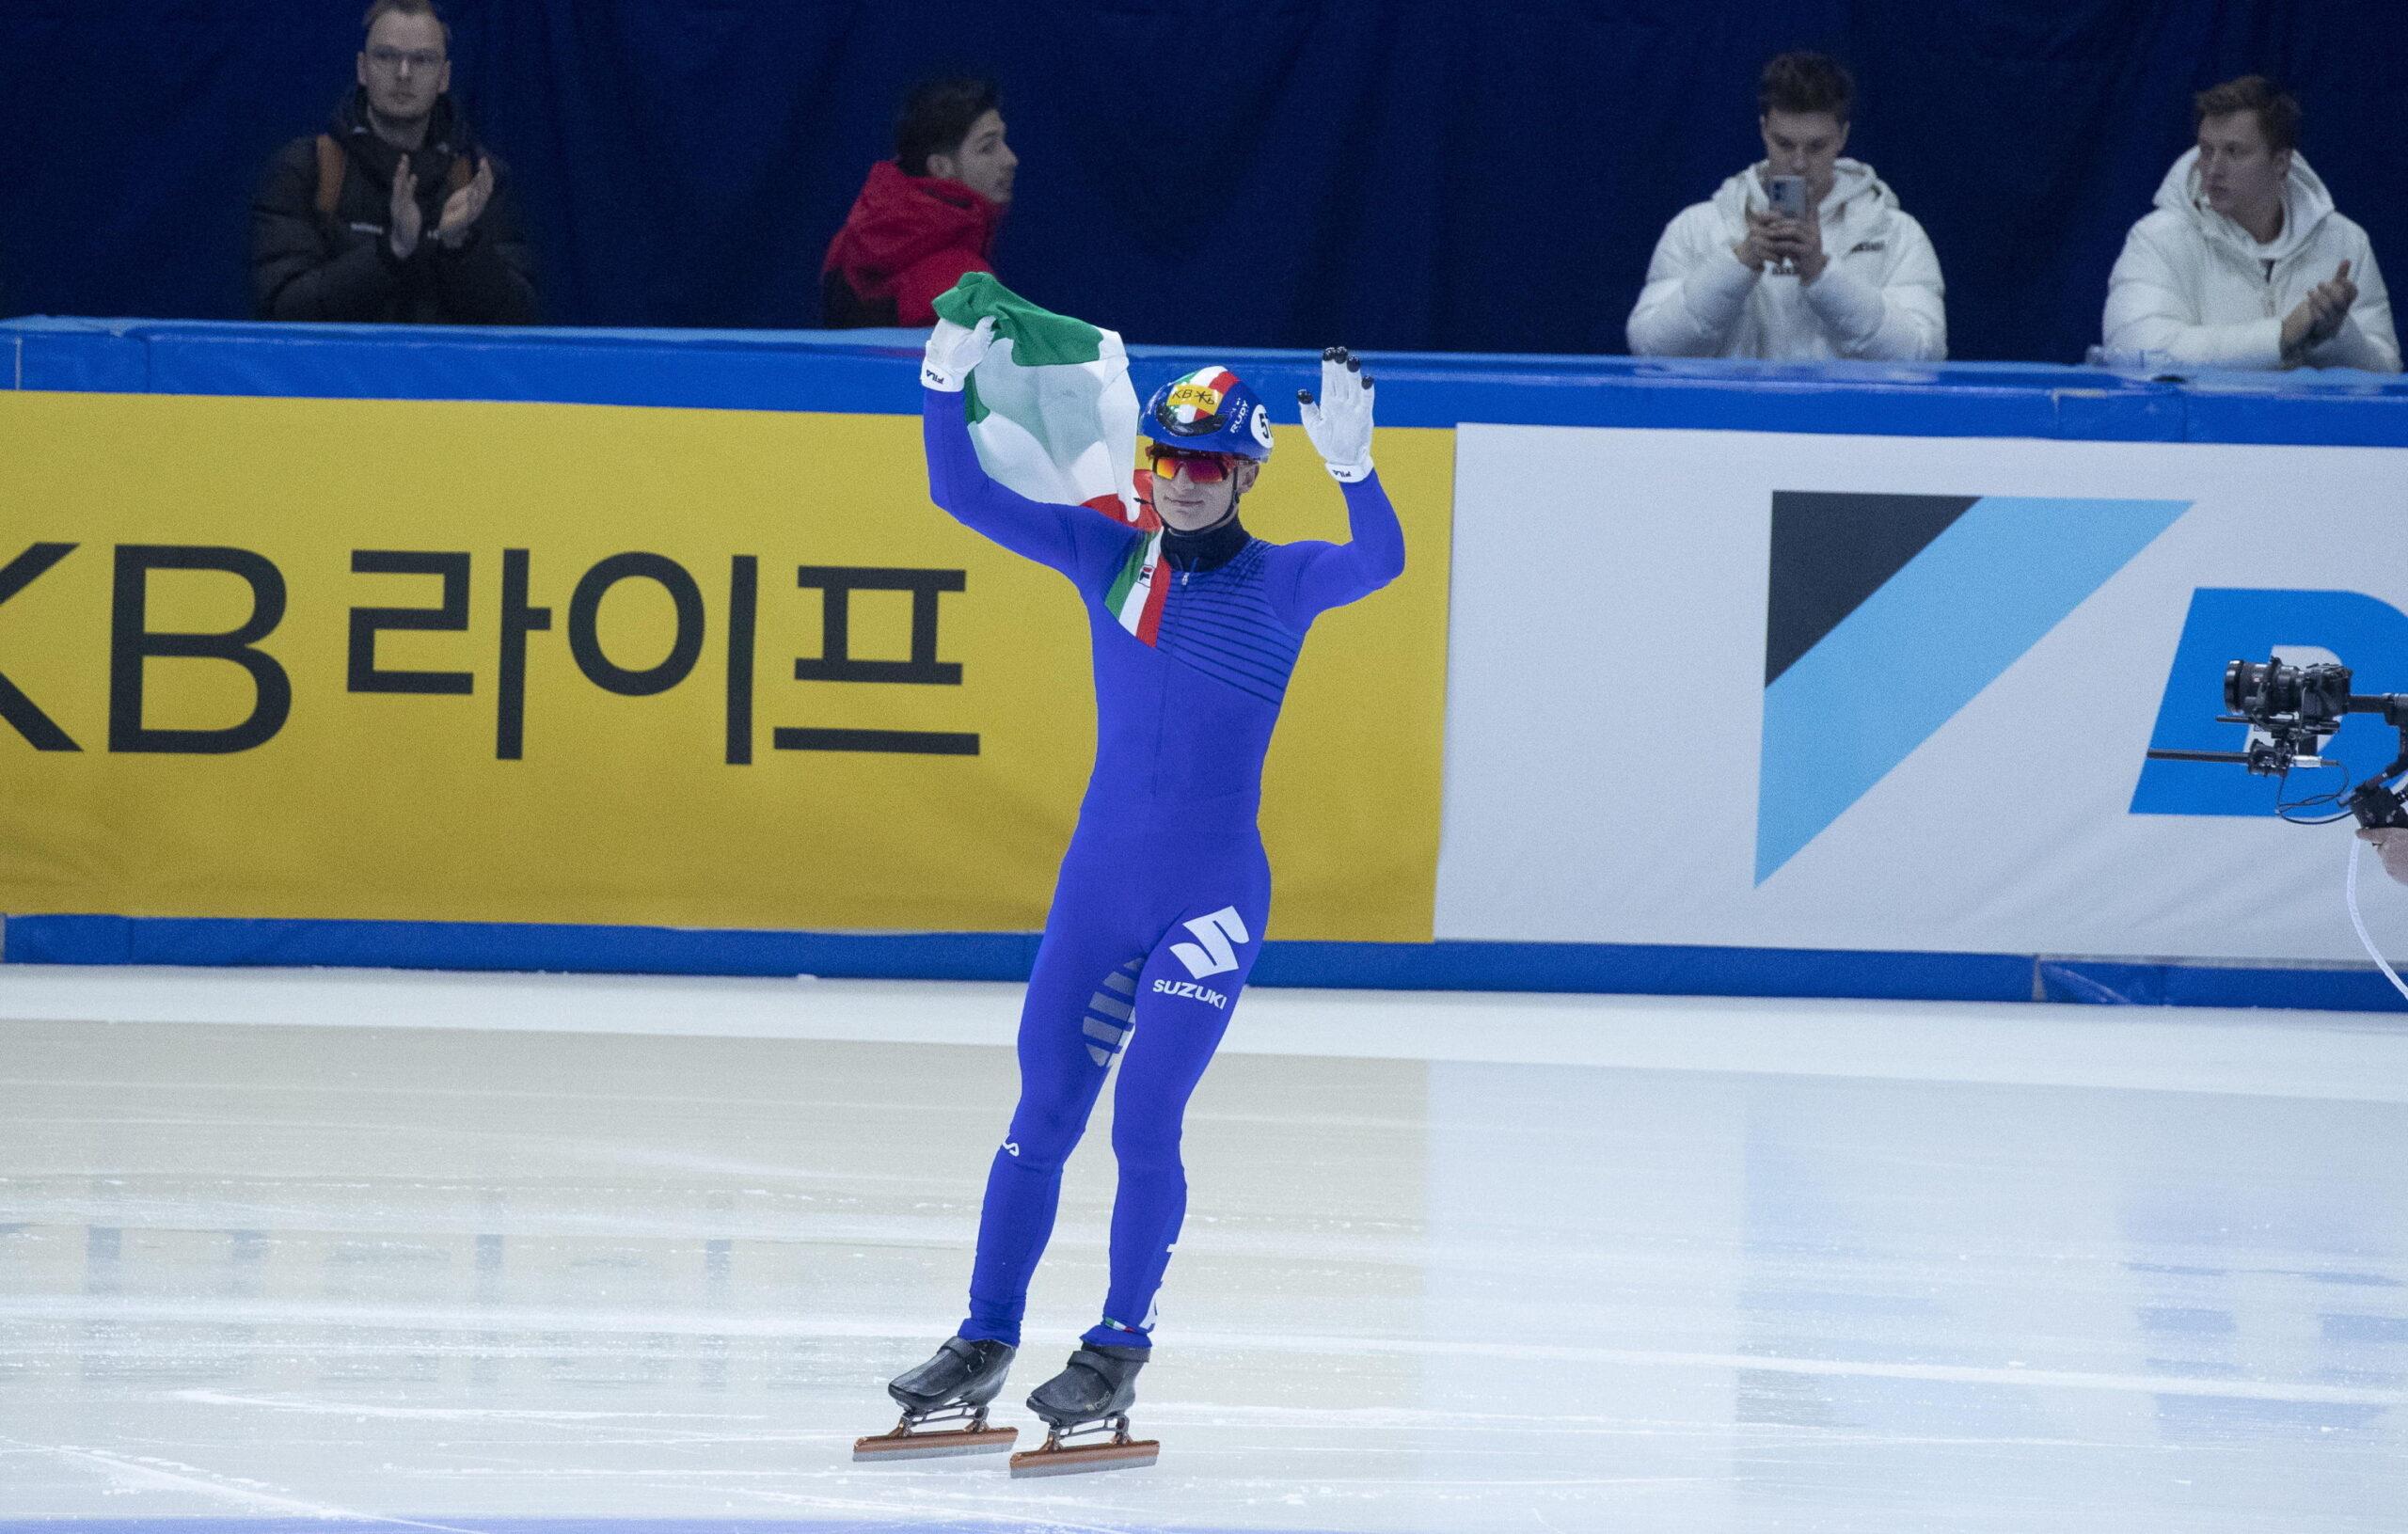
[
  {"xmin": 2036, "ymin": 957, "xmax": 2408, "ymax": 1012},
  {"xmin": 0, "ymin": 915, "xmax": 1042, "ymax": 983},
  {"xmin": 7, "ymin": 915, "xmax": 2400, "ymax": 1013},
  {"xmin": 10, "ymin": 317, "xmax": 2406, "ymax": 445}
]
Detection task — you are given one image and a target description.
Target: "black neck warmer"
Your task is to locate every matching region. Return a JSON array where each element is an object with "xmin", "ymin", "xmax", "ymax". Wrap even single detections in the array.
[{"xmin": 1162, "ymin": 508, "xmax": 1251, "ymax": 573}]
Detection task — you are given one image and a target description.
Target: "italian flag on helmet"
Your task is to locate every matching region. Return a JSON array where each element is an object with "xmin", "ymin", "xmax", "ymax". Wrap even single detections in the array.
[
  {"xmin": 1143, "ymin": 364, "xmax": 1275, "ymax": 461},
  {"xmin": 1160, "ymin": 368, "xmax": 1241, "ymax": 427}
]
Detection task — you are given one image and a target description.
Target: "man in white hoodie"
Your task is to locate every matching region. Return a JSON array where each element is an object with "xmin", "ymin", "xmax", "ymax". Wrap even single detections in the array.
[
  {"xmin": 2101, "ymin": 76, "xmax": 2398, "ymax": 372},
  {"xmin": 1627, "ymin": 53, "xmax": 1945, "ymax": 362}
]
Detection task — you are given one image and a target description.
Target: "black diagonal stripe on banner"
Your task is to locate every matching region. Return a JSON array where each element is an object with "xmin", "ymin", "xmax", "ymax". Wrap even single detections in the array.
[{"xmin": 1765, "ymin": 493, "xmax": 1982, "ymax": 686}]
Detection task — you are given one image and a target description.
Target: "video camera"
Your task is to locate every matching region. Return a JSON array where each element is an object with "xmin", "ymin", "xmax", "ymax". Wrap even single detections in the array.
[{"xmin": 2147, "ymin": 656, "xmax": 2408, "ymax": 829}]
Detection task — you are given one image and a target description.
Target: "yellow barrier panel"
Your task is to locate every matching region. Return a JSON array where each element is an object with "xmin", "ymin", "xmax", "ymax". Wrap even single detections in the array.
[{"xmin": 0, "ymin": 393, "xmax": 1450, "ymax": 941}]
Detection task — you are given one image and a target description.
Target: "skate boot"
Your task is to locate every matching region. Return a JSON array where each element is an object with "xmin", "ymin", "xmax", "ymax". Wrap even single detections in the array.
[
  {"xmin": 1007, "ymin": 1343, "xmax": 1159, "ymax": 1477},
  {"xmin": 852, "ymin": 1337, "xmax": 1019, "ymax": 1461}
]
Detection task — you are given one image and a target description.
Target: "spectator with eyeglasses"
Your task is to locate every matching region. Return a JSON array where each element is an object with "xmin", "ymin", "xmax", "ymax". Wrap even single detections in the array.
[{"xmin": 252, "ymin": 0, "xmax": 534, "ymax": 323}]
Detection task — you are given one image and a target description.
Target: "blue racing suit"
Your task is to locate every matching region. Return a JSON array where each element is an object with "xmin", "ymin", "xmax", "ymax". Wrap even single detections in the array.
[{"xmin": 921, "ymin": 385, "xmax": 1404, "ymax": 1351}]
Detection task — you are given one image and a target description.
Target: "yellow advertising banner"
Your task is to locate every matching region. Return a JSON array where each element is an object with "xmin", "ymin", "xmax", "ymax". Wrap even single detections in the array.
[{"xmin": 0, "ymin": 392, "xmax": 1450, "ymax": 941}]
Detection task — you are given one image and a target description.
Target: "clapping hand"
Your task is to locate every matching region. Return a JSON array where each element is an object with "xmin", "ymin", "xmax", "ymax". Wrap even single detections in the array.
[
  {"xmin": 2282, "ymin": 260, "xmax": 2358, "ymax": 363},
  {"xmin": 435, "ymin": 158, "xmax": 495, "ymax": 249},
  {"xmin": 2305, "ymin": 259, "xmax": 2358, "ymax": 345},
  {"xmin": 388, "ymin": 156, "xmax": 423, "ymax": 260}
]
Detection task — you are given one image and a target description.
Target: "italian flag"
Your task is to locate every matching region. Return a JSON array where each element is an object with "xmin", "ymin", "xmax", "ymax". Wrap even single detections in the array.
[
  {"xmin": 1103, "ymin": 529, "xmax": 1169, "ymax": 644},
  {"xmin": 932, "ymin": 273, "xmax": 1147, "ymax": 528}
]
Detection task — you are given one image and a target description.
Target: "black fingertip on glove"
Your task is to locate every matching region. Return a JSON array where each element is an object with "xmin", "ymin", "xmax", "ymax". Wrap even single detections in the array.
[{"xmin": 1297, "ymin": 388, "xmax": 1315, "ymax": 405}]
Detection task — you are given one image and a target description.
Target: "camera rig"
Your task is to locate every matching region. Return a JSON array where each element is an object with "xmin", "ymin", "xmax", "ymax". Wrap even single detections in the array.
[{"xmin": 2146, "ymin": 657, "xmax": 2408, "ymax": 830}]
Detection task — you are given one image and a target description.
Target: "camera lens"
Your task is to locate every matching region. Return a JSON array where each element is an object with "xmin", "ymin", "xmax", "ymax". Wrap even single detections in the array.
[{"xmin": 2225, "ymin": 659, "xmax": 2280, "ymax": 714}]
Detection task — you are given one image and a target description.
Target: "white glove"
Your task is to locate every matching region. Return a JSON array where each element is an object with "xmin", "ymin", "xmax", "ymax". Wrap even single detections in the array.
[
  {"xmin": 921, "ymin": 315, "xmax": 997, "ymax": 392},
  {"xmin": 1298, "ymin": 345, "xmax": 1374, "ymax": 482}
]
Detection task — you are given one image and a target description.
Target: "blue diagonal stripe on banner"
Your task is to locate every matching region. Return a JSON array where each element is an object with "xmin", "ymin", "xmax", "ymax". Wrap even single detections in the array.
[{"xmin": 1755, "ymin": 496, "xmax": 2190, "ymax": 883}]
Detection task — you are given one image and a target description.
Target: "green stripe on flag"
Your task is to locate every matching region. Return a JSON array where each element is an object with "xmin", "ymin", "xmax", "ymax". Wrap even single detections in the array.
[
  {"xmin": 1105, "ymin": 534, "xmax": 1149, "ymax": 614},
  {"xmin": 933, "ymin": 274, "xmax": 1106, "ymax": 367}
]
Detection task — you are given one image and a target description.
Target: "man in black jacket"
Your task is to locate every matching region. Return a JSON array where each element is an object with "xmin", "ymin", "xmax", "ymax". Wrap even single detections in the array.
[{"xmin": 252, "ymin": 0, "xmax": 535, "ymax": 324}]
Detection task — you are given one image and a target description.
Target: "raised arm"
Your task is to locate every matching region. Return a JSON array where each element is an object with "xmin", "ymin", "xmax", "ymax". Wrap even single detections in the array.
[
  {"xmin": 920, "ymin": 318, "xmax": 1130, "ymax": 582},
  {"xmin": 1272, "ymin": 348, "xmax": 1406, "ymax": 625},
  {"xmin": 1274, "ymin": 475, "xmax": 1405, "ymax": 624}
]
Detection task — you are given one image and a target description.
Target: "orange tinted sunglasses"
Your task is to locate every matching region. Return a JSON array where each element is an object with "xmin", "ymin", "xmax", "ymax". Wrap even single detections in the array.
[{"xmin": 1147, "ymin": 445, "xmax": 1240, "ymax": 483}]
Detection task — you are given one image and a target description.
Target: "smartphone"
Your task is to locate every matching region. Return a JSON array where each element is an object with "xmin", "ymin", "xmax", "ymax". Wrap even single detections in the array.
[{"xmin": 1763, "ymin": 175, "xmax": 1808, "ymax": 274}]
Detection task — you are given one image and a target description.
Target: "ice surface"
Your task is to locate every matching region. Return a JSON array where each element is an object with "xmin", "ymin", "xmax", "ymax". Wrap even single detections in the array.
[{"xmin": 1, "ymin": 967, "xmax": 2403, "ymax": 1532}]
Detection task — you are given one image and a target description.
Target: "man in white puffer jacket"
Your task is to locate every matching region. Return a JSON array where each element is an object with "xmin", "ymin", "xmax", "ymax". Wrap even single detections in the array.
[
  {"xmin": 1627, "ymin": 53, "xmax": 1944, "ymax": 362},
  {"xmin": 2102, "ymin": 76, "xmax": 2398, "ymax": 372}
]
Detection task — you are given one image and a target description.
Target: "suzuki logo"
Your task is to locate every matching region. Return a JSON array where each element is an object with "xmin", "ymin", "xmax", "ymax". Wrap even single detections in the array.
[{"xmin": 1169, "ymin": 907, "xmax": 1248, "ymax": 980}]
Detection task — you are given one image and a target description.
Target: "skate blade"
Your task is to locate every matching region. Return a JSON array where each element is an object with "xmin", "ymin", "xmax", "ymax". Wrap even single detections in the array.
[
  {"xmin": 1008, "ymin": 1437, "xmax": 1159, "ymax": 1478},
  {"xmin": 852, "ymin": 1424, "xmax": 1018, "ymax": 1462}
]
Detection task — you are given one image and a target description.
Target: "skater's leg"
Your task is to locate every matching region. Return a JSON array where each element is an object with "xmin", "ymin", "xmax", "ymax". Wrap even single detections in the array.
[
  {"xmin": 1085, "ymin": 892, "xmax": 1267, "ymax": 1351},
  {"xmin": 959, "ymin": 922, "xmax": 1147, "ymax": 1347}
]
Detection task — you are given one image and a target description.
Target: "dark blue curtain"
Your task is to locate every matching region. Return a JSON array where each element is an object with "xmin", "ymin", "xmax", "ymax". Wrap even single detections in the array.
[{"xmin": 2, "ymin": 1, "xmax": 2401, "ymax": 362}]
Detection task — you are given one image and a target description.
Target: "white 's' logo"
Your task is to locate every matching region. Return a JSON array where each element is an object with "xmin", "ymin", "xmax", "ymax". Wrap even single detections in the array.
[
  {"xmin": 1003, "ymin": 1141, "xmax": 1020, "ymax": 1157},
  {"xmin": 1170, "ymin": 907, "xmax": 1249, "ymax": 980}
]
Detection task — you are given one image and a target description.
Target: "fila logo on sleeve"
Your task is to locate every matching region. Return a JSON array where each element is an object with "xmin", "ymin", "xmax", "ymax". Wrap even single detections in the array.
[{"xmin": 1169, "ymin": 907, "xmax": 1249, "ymax": 980}]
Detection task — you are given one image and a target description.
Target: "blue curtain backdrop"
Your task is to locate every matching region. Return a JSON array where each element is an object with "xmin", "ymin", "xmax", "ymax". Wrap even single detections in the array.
[{"xmin": 2, "ymin": 0, "xmax": 2401, "ymax": 362}]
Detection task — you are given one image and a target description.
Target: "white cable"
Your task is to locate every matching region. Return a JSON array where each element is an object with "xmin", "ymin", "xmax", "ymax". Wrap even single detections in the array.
[{"xmin": 2344, "ymin": 836, "xmax": 2408, "ymax": 1004}]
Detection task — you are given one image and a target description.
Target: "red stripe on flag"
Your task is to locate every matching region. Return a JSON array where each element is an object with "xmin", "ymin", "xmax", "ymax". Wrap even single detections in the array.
[
  {"xmin": 1135, "ymin": 547, "xmax": 1168, "ymax": 645},
  {"xmin": 1125, "ymin": 470, "xmax": 1162, "ymax": 531},
  {"xmin": 1082, "ymin": 490, "xmax": 1141, "ymax": 526}
]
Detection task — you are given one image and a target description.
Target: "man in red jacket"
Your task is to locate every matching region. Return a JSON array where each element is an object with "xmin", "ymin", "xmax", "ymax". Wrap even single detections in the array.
[{"xmin": 822, "ymin": 78, "xmax": 1018, "ymax": 327}]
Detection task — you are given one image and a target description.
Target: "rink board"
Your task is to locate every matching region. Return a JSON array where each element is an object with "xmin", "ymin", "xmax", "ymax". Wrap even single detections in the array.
[
  {"xmin": 5, "ymin": 321, "xmax": 2408, "ymax": 1008},
  {"xmin": 1437, "ymin": 426, "xmax": 2408, "ymax": 966},
  {"xmin": 0, "ymin": 389, "xmax": 1451, "ymax": 943}
]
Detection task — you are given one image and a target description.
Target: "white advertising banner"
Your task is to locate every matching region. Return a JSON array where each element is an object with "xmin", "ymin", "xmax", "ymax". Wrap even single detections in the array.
[{"xmin": 1436, "ymin": 425, "xmax": 2408, "ymax": 963}]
